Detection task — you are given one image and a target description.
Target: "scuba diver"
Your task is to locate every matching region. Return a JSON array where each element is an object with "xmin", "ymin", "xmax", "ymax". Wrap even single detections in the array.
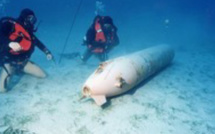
[
  {"xmin": 81, "ymin": 15, "xmax": 119, "ymax": 63},
  {"xmin": 0, "ymin": 8, "xmax": 53, "ymax": 93}
]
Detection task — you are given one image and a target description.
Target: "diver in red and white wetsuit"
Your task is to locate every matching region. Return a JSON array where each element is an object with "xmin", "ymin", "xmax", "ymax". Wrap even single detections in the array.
[
  {"xmin": 0, "ymin": 8, "xmax": 53, "ymax": 92},
  {"xmin": 81, "ymin": 15, "xmax": 119, "ymax": 62}
]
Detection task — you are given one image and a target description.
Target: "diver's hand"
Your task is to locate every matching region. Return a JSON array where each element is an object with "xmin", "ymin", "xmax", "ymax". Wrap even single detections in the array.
[
  {"xmin": 43, "ymin": 49, "xmax": 53, "ymax": 61},
  {"xmin": 9, "ymin": 42, "xmax": 22, "ymax": 52},
  {"xmin": 46, "ymin": 53, "xmax": 53, "ymax": 61}
]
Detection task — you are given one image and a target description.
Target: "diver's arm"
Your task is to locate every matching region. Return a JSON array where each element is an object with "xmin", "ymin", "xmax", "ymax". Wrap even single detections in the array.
[
  {"xmin": 113, "ymin": 26, "xmax": 120, "ymax": 46},
  {"xmin": 33, "ymin": 35, "xmax": 52, "ymax": 55},
  {"xmin": 0, "ymin": 18, "xmax": 15, "ymax": 51},
  {"xmin": 113, "ymin": 33, "xmax": 119, "ymax": 46},
  {"xmin": 0, "ymin": 35, "xmax": 11, "ymax": 53},
  {"xmin": 85, "ymin": 26, "xmax": 96, "ymax": 45},
  {"xmin": 104, "ymin": 28, "xmax": 119, "ymax": 53}
]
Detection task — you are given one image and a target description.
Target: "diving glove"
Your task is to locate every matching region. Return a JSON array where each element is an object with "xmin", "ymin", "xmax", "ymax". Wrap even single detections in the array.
[{"xmin": 9, "ymin": 42, "xmax": 22, "ymax": 52}]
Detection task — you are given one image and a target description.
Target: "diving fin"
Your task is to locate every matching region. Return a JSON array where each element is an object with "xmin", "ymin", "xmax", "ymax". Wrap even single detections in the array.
[{"xmin": 91, "ymin": 95, "xmax": 107, "ymax": 106}]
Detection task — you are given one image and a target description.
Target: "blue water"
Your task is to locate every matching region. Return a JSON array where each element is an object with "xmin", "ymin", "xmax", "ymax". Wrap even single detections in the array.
[
  {"xmin": 2, "ymin": 0, "xmax": 215, "ymax": 54},
  {"xmin": 0, "ymin": 0, "xmax": 215, "ymax": 134}
]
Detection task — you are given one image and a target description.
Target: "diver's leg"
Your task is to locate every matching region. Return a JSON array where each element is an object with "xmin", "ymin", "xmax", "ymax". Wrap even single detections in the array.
[
  {"xmin": 0, "ymin": 64, "xmax": 13, "ymax": 93},
  {"xmin": 104, "ymin": 52, "xmax": 108, "ymax": 61},
  {"xmin": 81, "ymin": 49, "xmax": 92, "ymax": 63},
  {"xmin": 23, "ymin": 61, "xmax": 46, "ymax": 78},
  {"xmin": 97, "ymin": 53, "xmax": 107, "ymax": 62}
]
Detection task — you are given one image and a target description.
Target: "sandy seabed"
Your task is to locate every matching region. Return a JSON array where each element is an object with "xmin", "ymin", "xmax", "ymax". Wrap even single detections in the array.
[{"xmin": 0, "ymin": 46, "xmax": 215, "ymax": 134}]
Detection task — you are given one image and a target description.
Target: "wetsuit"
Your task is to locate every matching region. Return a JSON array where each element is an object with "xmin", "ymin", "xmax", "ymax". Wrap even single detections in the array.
[
  {"xmin": 82, "ymin": 15, "xmax": 119, "ymax": 62},
  {"xmin": 0, "ymin": 17, "xmax": 51, "ymax": 70}
]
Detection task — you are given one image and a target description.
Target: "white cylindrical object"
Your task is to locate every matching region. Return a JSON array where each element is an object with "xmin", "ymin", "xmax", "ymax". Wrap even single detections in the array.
[{"xmin": 82, "ymin": 45, "xmax": 174, "ymax": 106}]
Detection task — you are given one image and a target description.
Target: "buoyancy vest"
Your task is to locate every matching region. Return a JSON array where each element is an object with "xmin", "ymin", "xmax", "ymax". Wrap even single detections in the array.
[
  {"xmin": 91, "ymin": 17, "xmax": 116, "ymax": 53},
  {"xmin": 9, "ymin": 21, "xmax": 32, "ymax": 55},
  {"xmin": 95, "ymin": 18, "xmax": 106, "ymax": 43},
  {"xmin": 91, "ymin": 18, "xmax": 106, "ymax": 53}
]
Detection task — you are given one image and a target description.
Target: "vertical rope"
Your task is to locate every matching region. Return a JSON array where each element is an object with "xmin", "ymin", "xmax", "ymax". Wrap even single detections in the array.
[{"xmin": 58, "ymin": 0, "xmax": 84, "ymax": 64}]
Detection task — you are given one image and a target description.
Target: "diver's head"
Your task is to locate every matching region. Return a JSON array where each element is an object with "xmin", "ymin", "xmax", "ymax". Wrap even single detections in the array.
[
  {"xmin": 103, "ymin": 23, "xmax": 113, "ymax": 33},
  {"xmin": 102, "ymin": 16, "xmax": 113, "ymax": 25},
  {"xmin": 18, "ymin": 8, "xmax": 37, "ymax": 29},
  {"xmin": 102, "ymin": 16, "xmax": 114, "ymax": 33}
]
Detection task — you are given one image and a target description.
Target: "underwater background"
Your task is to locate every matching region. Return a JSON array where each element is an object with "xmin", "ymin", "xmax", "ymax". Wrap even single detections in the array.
[{"xmin": 0, "ymin": 0, "xmax": 215, "ymax": 134}]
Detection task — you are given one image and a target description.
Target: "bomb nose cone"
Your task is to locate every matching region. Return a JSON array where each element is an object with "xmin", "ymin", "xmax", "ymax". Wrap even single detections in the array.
[{"xmin": 83, "ymin": 86, "xmax": 91, "ymax": 97}]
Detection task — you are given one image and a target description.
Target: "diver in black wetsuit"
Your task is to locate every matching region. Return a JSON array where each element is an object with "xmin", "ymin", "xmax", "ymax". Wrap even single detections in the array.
[
  {"xmin": 81, "ymin": 15, "xmax": 119, "ymax": 63},
  {"xmin": 0, "ymin": 8, "xmax": 53, "ymax": 92}
]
